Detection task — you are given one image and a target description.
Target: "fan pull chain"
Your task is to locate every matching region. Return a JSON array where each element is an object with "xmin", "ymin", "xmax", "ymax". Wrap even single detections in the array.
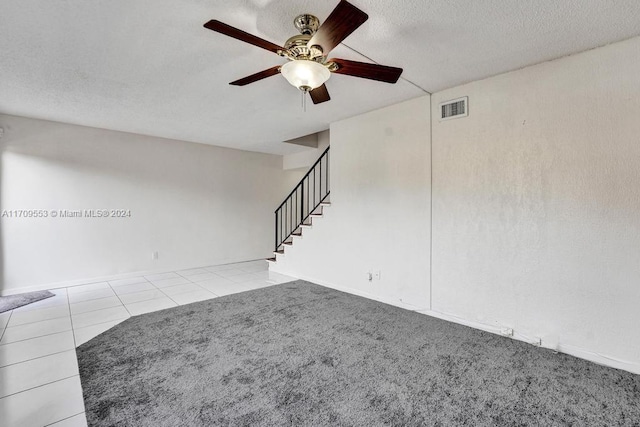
[{"xmin": 301, "ymin": 90, "xmax": 307, "ymax": 112}]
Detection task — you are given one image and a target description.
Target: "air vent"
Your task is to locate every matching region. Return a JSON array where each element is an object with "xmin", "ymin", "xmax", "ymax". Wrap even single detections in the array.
[{"xmin": 440, "ymin": 97, "xmax": 468, "ymax": 120}]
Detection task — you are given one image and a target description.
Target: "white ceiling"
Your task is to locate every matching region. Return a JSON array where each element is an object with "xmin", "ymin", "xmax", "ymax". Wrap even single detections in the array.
[{"xmin": 1, "ymin": 0, "xmax": 639, "ymax": 154}]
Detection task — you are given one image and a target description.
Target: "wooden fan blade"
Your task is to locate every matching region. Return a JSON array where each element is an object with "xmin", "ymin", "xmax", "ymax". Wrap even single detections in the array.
[
  {"xmin": 307, "ymin": 1, "xmax": 368, "ymax": 55},
  {"xmin": 309, "ymin": 84, "xmax": 331, "ymax": 104},
  {"xmin": 229, "ymin": 66, "xmax": 281, "ymax": 86},
  {"xmin": 329, "ymin": 58, "xmax": 403, "ymax": 83},
  {"xmin": 203, "ymin": 20, "xmax": 284, "ymax": 54}
]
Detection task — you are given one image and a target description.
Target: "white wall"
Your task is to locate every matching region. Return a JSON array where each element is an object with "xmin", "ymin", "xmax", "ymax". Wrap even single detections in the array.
[
  {"xmin": 0, "ymin": 114, "xmax": 303, "ymax": 294},
  {"xmin": 431, "ymin": 36, "xmax": 640, "ymax": 373},
  {"xmin": 271, "ymin": 96, "xmax": 432, "ymax": 309},
  {"xmin": 272, "ymin": 36, "xmax": 640, "ymax": 374}
]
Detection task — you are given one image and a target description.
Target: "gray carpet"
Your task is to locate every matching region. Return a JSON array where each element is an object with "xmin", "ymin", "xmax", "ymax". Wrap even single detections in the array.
[
  {"xmin": 77, "ymin": 281, "xmax": 640, "ymax": 426},
  {"xmin": 0, "ymin": 290, "xmax": 54, "ymax": 313}
]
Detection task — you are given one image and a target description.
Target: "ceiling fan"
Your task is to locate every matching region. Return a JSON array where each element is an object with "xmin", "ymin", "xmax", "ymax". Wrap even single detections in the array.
[{"xmin": 203, "ymin": 0, "xmax": 403, "ymax": 105}]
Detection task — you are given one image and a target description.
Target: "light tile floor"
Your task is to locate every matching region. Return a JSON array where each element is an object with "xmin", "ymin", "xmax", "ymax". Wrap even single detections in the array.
[{"xmin": 0, "ymin": 261, "xmax": 295, "ymax": 427}]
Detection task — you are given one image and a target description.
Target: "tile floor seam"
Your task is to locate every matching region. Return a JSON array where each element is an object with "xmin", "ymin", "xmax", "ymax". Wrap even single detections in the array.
[
  {"xmin": 70, "ymin": 302, "xmax": 123, "ymax": 317},
  {"xmin": 116, "ymin": 281, "xmax": 184, "ymax": 315},
  {"xmin": 148, "ymin": 279, "xmax": 192, "ymax": 289},
  {"xmin": 68, "ymin": 290, "xmax": 117, "ymax": 305},
  {"xmin": 108, "ymin": 277, "xmax": 153, "ymax": 285},
  {"xmin": 69, "ymin": 295, "xmax": 116, "ymax": 307},
  {"xmin": 0, "ymin": 329, "xmax": 71, "ymax": 348},
  {"xmin": 169, "ymin": 288, "xmax": 218, "ymax": 304},
  {"xmin": 7, "ymin": 312, "xmax": 72, "ymax": 329},
  {"xmin": 43, "ymin": 411, "xmax": 86, "ymax": 427},
  {"xmin": 0, "ymin": 347, "xmax": 77, "ymax": 370},
  {"xmin": 0, "ymin": 373, "xmax": 79, "ymax": 401},
  {"xmin": 90, "ymin": 288, "xmax": 131, "ymax": 318},
  {"xmin": 158, "ymin": 281, "xmax": 208, "ymax": 296},
  {"xmin": 65, "ymin": 282, "xmax": 110, "ymax": 293},
  {"xmin": 155, "ymin": 284, "xmax": 180, "ymax": 306},
  {"xmin": 176, "ymin": 270, "xmax": 211, "ymax": 278},
  {"xmin": 71, "ymin": 314, "xmax": 129, "ymax": 332},
  {"xmin": 73, "ymin": 317, "xmax": 129, "ymax": 333},
  {"xmin": 117, "ymin": 290, "xmax": 170, "ymax": 306},
  {"xmin": 112, "ymin": 284, "xmax": 158, "ymax": 297},
  {"xmin": 0, "ymin": 324, "xmax": 75, "ymax": 347},
  {"xmin": 194, "ymin": 282, "xmax": 213, "ymax": 293},
  {"xmin": 0, "ymin": 347, "xmax": 76, "ymax": 369},
  {"xmin": 157, "ymin": 281, "xmax": 196, "ymax": 291},
  {"xmin": 65, "ymin": 279, "xmax": 112, "ymax": 289},
  {"xmin": 0, "ymin": 310, "xmax": 14, "ymax": 341},
  {"xmin": 66, "ymin": 291, "xmax": 78, "ymax": 349},
  {"xmin": 110, "ymin": 278, "xmax": 152, "ymax": 286},
  {"xmin": 9, "ymin": 302, "xmax": 69, "ymax": 314}
]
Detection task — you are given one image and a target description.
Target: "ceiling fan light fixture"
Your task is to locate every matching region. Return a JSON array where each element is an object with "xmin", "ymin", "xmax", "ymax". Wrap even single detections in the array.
[{"xmin": 281, "ymin": 60, "xmax": 330, "ymax": 91}]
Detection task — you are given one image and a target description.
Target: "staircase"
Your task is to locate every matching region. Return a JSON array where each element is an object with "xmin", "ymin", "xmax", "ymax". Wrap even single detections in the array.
[{"xmin": 268, "ymin": 146, "xmax": 330, "ymax": 264}]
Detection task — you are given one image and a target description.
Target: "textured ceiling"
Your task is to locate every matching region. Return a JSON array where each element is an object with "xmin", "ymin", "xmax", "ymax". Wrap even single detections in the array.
[{"xmin": 1, "ymin": 0, "xmax": 639, "ymax": 154}]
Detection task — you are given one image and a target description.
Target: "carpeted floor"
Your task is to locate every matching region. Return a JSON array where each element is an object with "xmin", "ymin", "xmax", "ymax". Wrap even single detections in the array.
[
  {"xmin": 77, "ymin": 281, "xmax": 640, "ymax": 426},
  {"xmin": 0, "ymin": 290, "xmax": 54, "ymax": 313}
]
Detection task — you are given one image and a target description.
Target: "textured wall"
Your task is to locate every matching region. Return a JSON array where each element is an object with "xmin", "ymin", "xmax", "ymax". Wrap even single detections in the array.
[
  {"xmin": 271, "ymin": 96, "xmax": 432, "ymax": 309},
  {"xmin": 0, "ymin": 114, "xmax": 302, "ymax": 293},
  {"xmin": 431, "ymin": 36, "xmax": 640, "ymax": 372},
  {"xmin": 274, "ymin": 36, "xmax": 640, "ymax": 373}
]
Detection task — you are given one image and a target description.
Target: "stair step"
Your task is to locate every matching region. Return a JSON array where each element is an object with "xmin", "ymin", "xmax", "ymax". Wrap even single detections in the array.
[
  {"xmin": 283, "ymin": 241, "xmax": 293, "ymax": 246},
  {"xmin": 292, "ymin": 231, "xmax": 302, "ymax": 236},
  {"xmin": 320, "ymin": 201, "xmax": 331, "ymax": 206},
  {"xmin": 274, "ymin": 249, "xmax": 284, "ymax": 254},
  {"xmin": 266, "ymin": 257, "xmax": 277, "ymax": 263},
  {"xmin": 310, "ymin": 213, "xmax": 323, "ymax": 217}
]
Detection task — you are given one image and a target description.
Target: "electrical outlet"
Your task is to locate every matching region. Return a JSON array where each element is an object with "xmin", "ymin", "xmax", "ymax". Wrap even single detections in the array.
[
  {"xmin": 152, "ymin": 251, "xmax": 159, "ymax": 260},
  {"xmin": 531, "ymin": 338, "xmax": 542, "ymax": 346},
  {"xmin": 374, "ymin": 271, "xmax": 381, "ymax": 280},
  {"xmin": 500, "ymin": 328, "xmax": 514, "ymax": 337}
]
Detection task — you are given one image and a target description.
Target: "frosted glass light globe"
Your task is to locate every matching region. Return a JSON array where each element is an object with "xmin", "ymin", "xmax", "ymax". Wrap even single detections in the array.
[{"xmin": 281, "ymin": 60, "xmax": 331, "ymax": 91}]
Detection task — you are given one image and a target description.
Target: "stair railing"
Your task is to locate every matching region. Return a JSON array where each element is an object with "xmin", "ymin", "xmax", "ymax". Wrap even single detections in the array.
[{"xmin": 275, "ymin": 146, "xmax": 330, "ymax": 251}]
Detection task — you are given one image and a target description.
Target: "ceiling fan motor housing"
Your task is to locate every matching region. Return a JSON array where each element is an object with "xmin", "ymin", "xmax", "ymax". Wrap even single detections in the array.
[
  {"xmin": 283, "ymin": 34, "xmax": 324, "ymax": 62},
  {"xmin": 294, "ymin": 14, "xmax": 319, "ymax": 35},
  {"xmin": 283, "ymin": 15, "xmax": 324, "ymax": 62}
]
